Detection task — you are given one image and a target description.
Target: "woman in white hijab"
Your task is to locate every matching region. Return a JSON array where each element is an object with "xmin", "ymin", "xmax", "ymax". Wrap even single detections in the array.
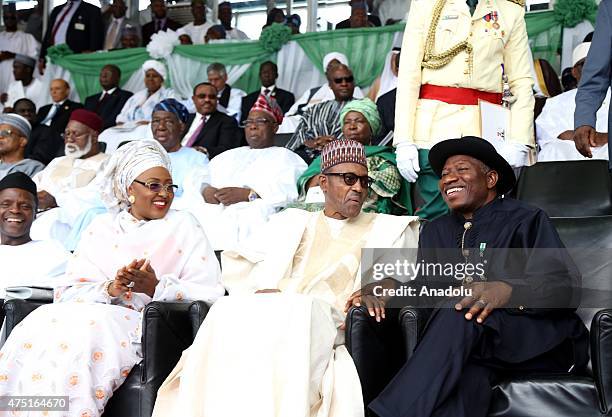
[
  {"xmin": 0, "ymin": 140, "xmax": 224, "ymax": 417},
  {"xmin": 115, "ymin": 60, "xmax": 176, "ymax": 125},
  {"xmin": 100, "ymin": 60, "xmax": 177, "ymax": 152}
]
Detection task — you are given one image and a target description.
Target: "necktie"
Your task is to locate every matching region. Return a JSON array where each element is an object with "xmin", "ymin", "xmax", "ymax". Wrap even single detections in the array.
[
  {"xmin": 96, "ymin": 92, "xmax": 107, "ymax": 111},
  {"xmin": 466, "ymin": 0, "xmax": 478, "ymax": 15},
  {"xmin": 185, "ymin": 116, "xmax": 206, "ymax": 147},
  {"xmin": 51, "ymin": 1, "xmax": 75, "ymax": 45},
  {"xmin": 156, "ymin": 19, "xmax": 162, "ymax": 32},
  {"xmin": 264, "ymin": 88, "xmax": 271, "ymax": 96},
  {"xmin": 42, "ymin": 104, "xmax": 60, "ymax": 126},
  {"xmin": 105, "ymin": 19, "xmax": 119, "ymax": 50}
]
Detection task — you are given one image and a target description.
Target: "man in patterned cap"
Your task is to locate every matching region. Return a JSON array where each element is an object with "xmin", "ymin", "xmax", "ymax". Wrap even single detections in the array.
[
  {"xmin": 193, "ymin": 94, "xmax": 307, "ymax": 250},
  {"xmin": 152, "ymin": 138, "xmax": 420, "ymax": 416},
  {"xmin": 394, "ymin": 0, "xmax": 535, "ymax": 221}
]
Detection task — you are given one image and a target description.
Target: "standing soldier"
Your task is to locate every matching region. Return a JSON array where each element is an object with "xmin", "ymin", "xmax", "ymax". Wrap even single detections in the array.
[{"xmin": 394, "ymin": 0, "xmax": 534, "ymax": 219}]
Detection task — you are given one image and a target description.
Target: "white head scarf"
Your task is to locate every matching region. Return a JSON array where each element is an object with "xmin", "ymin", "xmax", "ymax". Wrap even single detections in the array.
[
  {"xmin": 100, "ymin": 140, "xmax": 172, "ymax": 212},
  {"xmin": 322, "ymin": 52, "xmax": 349, "ymax": 73},
  {"xmin": 142, "ymin": 59, "xmax": 167, "ymax": 80}
]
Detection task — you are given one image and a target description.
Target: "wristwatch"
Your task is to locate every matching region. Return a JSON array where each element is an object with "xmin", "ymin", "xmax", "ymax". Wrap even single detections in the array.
[
  {"xmin": 103, "ymin": 280, "xmax": 114, "ymax": 297},
  {"xmin": 248, "ymin": 189, "xmax": 259, "ymax": 202}
]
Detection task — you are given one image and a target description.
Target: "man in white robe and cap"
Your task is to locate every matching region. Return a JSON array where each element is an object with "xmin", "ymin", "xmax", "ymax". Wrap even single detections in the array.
[
  {"xmin": 152, "ymin": 138, "xmax": 420, "ymax": 417},
  {"xmin": 189, "ymin": 94, "xmax": 307, "ymax": 250},
  {"xmin": 0, "ymin": 5, "xmax": 40, "ymax": 100},
  {"xmin": 536, "ymin": 42, "xmax": 610, "ymax": 161},
  {"xmin": 4, "ymin": 54, "xmax": 47, "ymax": 111},
  {"xmin": 0, "ymin": 172, "xmax": 68, "ymax": 297}
]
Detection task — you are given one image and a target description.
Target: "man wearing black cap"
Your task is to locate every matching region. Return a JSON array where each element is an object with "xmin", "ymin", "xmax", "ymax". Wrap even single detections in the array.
[
  {"xmin": 360, "ymin": 137, "xmax": 589, "ymax": 417},
  {"xmin": 0, "ymin": 172, "xmax": 68, "ymax": 296}
]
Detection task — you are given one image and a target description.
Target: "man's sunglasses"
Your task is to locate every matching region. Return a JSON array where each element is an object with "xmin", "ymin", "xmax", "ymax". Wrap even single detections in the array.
[
  {"xmin": 133, "ymin": 180, "xmax": 179, "ymax": 194},
  {"xmin": 333, "ymin": 76, "xmax": 354, "ymax": 84},
  {"xmin": 325, "ymin": 172, "xmax": 372, "ymax": 187}
]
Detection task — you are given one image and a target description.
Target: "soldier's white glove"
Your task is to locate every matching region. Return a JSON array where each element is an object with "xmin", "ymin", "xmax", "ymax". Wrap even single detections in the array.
[
  {"xmin": 395, "ymin": 142, "xmax": 420, "ymax": 183},
  {"xmin": 497, "ymin": 142, "xmax": 530, "ymax": 168}
]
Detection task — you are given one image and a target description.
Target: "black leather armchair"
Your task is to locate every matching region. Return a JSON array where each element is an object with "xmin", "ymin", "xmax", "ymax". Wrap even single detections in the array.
[
  {"xmin": 3, "ymin": 299, "xmax": 210, "ymax": 417},
  {"xmin": 515, "ymin": 160, "xmax": 612, "ymax": 217},
  {"xmin": 346, "ymin": 215, "xmax": 612, "ymax": 417}
]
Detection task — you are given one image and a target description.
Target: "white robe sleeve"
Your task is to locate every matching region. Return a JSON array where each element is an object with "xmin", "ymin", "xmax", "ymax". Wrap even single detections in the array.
[
  {"xmin": 535, "ymin": 96, "xmax": 570, "ymax": 147},
  {"xmin": 152, "ymin": 231, "xmax": 224, "ymax": 304}
]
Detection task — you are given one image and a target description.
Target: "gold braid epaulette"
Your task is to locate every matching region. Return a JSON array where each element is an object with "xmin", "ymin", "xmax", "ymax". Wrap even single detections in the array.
[
  {"xmin": 506, "ymin": 0, "xmax": 525, "ymax": 7},
  {"xmin": 422, "ymin": 0, "xmax": 473, "ymax": 74}
]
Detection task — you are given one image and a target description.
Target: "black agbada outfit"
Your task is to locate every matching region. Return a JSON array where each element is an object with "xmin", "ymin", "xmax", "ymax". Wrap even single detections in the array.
[{"xmin": 370, "ymin": 197, "xmax": 589, "ymax": 417}]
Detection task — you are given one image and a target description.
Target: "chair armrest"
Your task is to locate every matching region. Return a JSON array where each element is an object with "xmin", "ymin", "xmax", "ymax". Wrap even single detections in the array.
[
  {"xmin": 590, "ymin": 308, "xmax": 612, "ymax": 414},
  {"xmin": 188, "ymin": 300, "xmax": 211, "ymax": 340},
  {"xmin": 345, "ymin": 306, "xmax": 406, "ymax": 409},
  {"xmin": 141, "ymin": 301, "xmax": 198, "ymax": 385},
  {"xmin": 139, "ymin": 301, "xmax": 208, "ymax": 417},
  {"xmin": 399, "ymin": 306, "xmax": 432, "ymax": 360},
  {"xmin": 3, "ymin": 299, "xmax": 50, "ymax": 342}
]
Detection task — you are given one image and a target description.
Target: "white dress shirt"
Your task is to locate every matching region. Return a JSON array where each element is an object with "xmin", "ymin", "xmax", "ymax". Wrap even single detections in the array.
[
  {"xmin": 53, "ymin": 0, "xmax": 82, "ymax": 45},
  {"xmin": 182, "ymin": 113, "xmax": 211, "ymax": 146}
]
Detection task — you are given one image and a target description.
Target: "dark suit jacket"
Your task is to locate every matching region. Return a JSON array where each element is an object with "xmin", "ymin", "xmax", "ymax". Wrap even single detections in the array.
[
  {"xmin": 84, "ymin": 88, "xmax": 133, "ymax": 130},
  {"xmin": 41, "ymin": 1, "xmax": 104, "ymax": 59},
  {"xmin": 376, "ymin": 88, "xmax": 396, "ymax": 144},
  {"xmin": 335, "ymin": 14, "xmax": 381, "ymax": 29},
  {"xmin": 240, "ymin": 88, "xmax": 295, "ymax": 123},
  {"xmin": 574, "ymin": 0, "xmax": 612, "ymax": 168},
  {"xmin": 185, "ymin": 111, "xmax": 241, "ymax": 159},
  {"xmin": 142, "ymin": 18, "xmax": 181, "ymax": 46},
  {"xmin": 29, "ymin": 100, "xmax": 83, "ymax": 164}
]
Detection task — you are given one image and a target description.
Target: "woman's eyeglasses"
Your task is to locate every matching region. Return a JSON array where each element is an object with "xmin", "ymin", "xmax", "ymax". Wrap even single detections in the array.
[
  {"xmin": 325, "ymin": 172, "xmax": 372, "ymax": 187},
  {"xmin": 133, "ymin": 180, "xmax": 178, "ymax": 194}
]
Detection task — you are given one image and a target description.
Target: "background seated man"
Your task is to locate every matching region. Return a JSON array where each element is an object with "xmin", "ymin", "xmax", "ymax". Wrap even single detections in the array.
[
  {"xmin": 182, "ymin": 82, "xmax": 241, "ymax": 159},
  {"xmin": 207, "ymin": 62, "xmax": 246, "ymax": 122},
  {"xmin": 293, "ymin": 98, "xmax": 411, "ymax": 215},
  {"xmin": 240, "ymin": 61, "xmax": 295, "ymax": 123},
  {"xmin": 286, "ymin": 64, "xmax": 356, "ymax": 164},
  {"xmin": 84, "ymin": 64, "xmax": 133, "ymax": 130},
  {"xmin": 0, "ymin": 113, "xmax": 43, "ymax": 179},
  {"xmin": 537, "ymin": 42, "xmax": 609, "ymax": 161},
  {"xmin": 191, "ymin": 95, "xmax": 307, "ymax": 250},
  {"xmin": 0, "ymin": 172, "xmax": 68, "ymax": 297},
  {"xmin": 152, "ymin": 139, "xmax": 419, "ymax": 417},
  {"xmin": 281, "ymin": 53, "xmax": 364, "ymax": 131},
  {"xmin": 33, "ymin": 109, "xmax": 107, "ymax": 212},
  {"xmin": 366, "ymin": 137, "xmax": 589, "ymax": 417},
  {"xmin": 4, "ymin": 54, "xmax": 46, "ymax": 111},
  {"xmin": 31, "ymin": 79, "xmax": 82, "ymax": 164}
]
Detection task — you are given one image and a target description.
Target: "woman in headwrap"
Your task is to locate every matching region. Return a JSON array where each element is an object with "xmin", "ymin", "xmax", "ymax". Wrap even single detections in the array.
[
  {"xmin": 292, "ymin": 98, "xmax": 412, "ymax": 215},
  {"xmin": 0, "ymin": 140, "xmax": 224, "ymax": 417},
  {"xmin": 115, "ymin": 59, "xmax": 176, "ymax": 125}
]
